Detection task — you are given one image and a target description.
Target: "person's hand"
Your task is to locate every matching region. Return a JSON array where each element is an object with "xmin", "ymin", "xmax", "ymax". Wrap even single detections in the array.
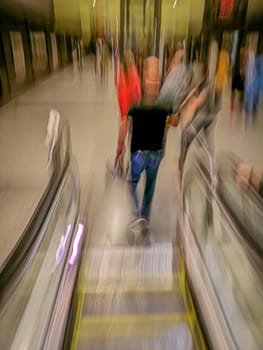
[
  {"xmin": 167, "ymin": 112, "xmax": 180, "ymax": 127},
  {"xmin": 114, "ymin": 150, "xmax": 124, "ymax": 171},
  {"xmin": 236, "ymin": 163, "xmax": 251, "ymax": 188}
]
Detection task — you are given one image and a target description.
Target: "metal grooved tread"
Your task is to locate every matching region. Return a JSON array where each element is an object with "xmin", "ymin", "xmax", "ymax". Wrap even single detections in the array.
[
  {"xmin": 71, "ymin": 243, "xmax": 196, "ymax": 350},
  {"xmin": 85, "ymin": 243, "xmax": 174, "ymax": 293}
]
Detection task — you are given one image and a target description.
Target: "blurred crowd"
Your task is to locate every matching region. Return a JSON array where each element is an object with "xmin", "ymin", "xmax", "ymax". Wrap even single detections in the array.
[{"xmin": 72, "ymin": 34, "xmax": 263, "ymax": 205}]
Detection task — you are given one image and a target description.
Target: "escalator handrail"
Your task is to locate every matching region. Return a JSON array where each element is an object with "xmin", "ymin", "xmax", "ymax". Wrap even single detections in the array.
[
  {"xmin": 183, "ymin": 136, "xmax": 263, "ymax": 267},
  {"xmin": 0, "ymin": 117, "xmax": 71, "ymax": 301},
  {"xmin": 181, "ymin": 158, "xmax": 262, "ymax": 349},
  {"xmin": 195, "ymin": 158, "xmax": 263, "ymax": 274},
  {"xmin": 215, "ymin": 153, "xmax": 263, "ymax": 260}
]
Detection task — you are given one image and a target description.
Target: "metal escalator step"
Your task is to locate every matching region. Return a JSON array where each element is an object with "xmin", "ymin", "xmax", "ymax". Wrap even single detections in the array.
[
  {"xmin": 76, "ymin": 320, "xmax": 194, "ymax": 349},
  {"xmin": 85, "ymin": 243, "xmax": 174, "ymax": 293},
  {"xmin": 82, "ymin": 290, "xmax": 186, "ymax": 316},
  {"xmin": 76, "ymin": 328, "xmax": 194, "ymax": 350},
  {"xmin": 78, "ymin": 313, "xmax": 190, "ymax": 339}
]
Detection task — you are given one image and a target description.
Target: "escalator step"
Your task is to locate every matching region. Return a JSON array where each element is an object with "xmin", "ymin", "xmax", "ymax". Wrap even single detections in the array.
[
  {"xmin": 81, "ymin": 290, "xmax": 186, "ymax": 316},
  {"xmin": 85, "ymin": 243, "xmax": 175, "ymax": 293},
  {"xmin": 78, "ymin": 313, "xmax": 191, "ymax": 339}
]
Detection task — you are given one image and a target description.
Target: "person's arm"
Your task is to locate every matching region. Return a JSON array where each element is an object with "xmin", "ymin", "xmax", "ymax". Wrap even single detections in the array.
[
  {"xmin": 178, "ymin": 86, "xmax": 199, "ymax": 111},
  {"xmin": 181, "ymin": 87, "xmax": 208, "ymax": 128},
  {"xmin": 166, "ymin": 86, "xmax": 199, "ymax": 128},
  {"xmin": 114, "ymin": 114, "xmax": 130, "ymax": 168}
]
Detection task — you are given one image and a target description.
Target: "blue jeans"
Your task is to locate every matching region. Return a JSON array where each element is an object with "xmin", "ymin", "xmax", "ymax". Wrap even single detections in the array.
[
  {"xmin": 244, "ymin": 84, "xmax": 260, "ymax": 119},
  {"xmin": 130, "ymin": 149, "xmax": 164, "ymax": 220}
]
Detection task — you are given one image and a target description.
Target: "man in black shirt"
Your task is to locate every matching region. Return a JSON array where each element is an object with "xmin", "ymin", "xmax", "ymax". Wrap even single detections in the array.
[{"xmin": 115, "ymin": 56, "xmax": 179, "ymax": 225}]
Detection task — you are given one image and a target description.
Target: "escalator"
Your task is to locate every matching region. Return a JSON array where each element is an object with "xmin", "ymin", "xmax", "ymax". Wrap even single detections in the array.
[
  {"xmin": 0, "ymin": 113, "xmax": 207, "ymax": 350},
  {"xmin": 180, "ymin": 139, "xmax": 263, "ymax": 350},
  {"xmin": 67, "ymin": 242, "xmax": 206, "ymax": 350},
  {"xmin": 2, "ymin": 110, "xmax": 262, "ymax": 349},
  {"xmin": 0, "ymin": 114, "xmax": 83, "ymax": 349}
]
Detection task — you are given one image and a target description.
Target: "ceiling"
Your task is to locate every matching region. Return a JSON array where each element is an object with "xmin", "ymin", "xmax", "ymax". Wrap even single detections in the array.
[
  {"xmin": 0, "ymin": 0, "xmax": 262, "ymax": 36},
  {"xmin": 52, "ymin": 0, "xmax": 205, "ymax": 42}
]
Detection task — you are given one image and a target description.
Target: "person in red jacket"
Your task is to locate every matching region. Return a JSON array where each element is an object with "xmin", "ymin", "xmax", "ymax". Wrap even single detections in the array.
[{"xmin": 117, "ymin": 49, "xmax": 142, "ymax": 121}]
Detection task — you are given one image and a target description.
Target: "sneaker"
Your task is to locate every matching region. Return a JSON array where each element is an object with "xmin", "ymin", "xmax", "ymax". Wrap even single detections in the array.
[
  {"xmin": 141, "ymin": 219, "xmax": 150, "ymax": 237},
  {"xmin": 128, "ymin": 218, "xmax": 145, "ymax": 233},
  {"xmin": 127, "ymin": 218, "xmax": 144, "ymax": 245},
  {"xmin": 127, "ymin": 218, "xmax": 152, "ymax": 245}
]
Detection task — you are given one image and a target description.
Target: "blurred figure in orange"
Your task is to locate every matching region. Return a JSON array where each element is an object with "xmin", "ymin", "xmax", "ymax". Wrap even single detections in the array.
[{"xmin": 215, "ymin": 48, "xmax": 230, "ymax": 109}]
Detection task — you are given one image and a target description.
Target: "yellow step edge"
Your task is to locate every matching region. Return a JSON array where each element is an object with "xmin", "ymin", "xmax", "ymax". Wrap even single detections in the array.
[
  {"xmin": 179, "ymin": 255, "xmax": 207, "ymax": 350},
  {"xmin": 78, "ymin": 312, "xmax": 189, "ymax": 339},
  {"xmin": 70, "ymin": 262, "xmax": 87, "ymax": 350}
]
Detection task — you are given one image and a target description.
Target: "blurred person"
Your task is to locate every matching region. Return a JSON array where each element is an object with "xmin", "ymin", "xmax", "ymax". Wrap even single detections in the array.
[
  {"xmin": 114, "ymin": 56, "xmax": 180, "ymax": 237},
  {"xmin": 72, "ymin": 45, "xmax": 78, "ymax": 75},
  {"xmin": 157, "ymin": 57, "xmax": 192, "ymax": 114},
  {"xmin": 95, "ymin": 37, "xmax": 103, "ymax": 82},
  {"xmin": 78, "ymin": 40, "xmax": 84, "ymax": 71},
  {"xmin": 72, "ymin": 38, "xmax": 80, "ymax": 76},
  {"xmin": 136, "ymin": 49, "xmax": 144, "ymax": 83},
  {"xmin": 164, "ymin": 43, "xmax": 176, "ymax": 78},
  {"xmin": 116, "ymin": 49, "xmax": 142, "ymax": 122},
  {"xmin": 230, "ymin": 47, "xmax": 246, "ymax": 122},
  {"xmin": 115, "ymin": 49, "xmax": 142, "ymax": 174},
  {"xmin": 102, "ymin": 39, "xmax": 109, "ymax": 83},
  {"xmin": 256, "ymin": 47, "xmax": 263, "ymax": 93},
  {"xmin": 176, "ymin": 64, "xmax": 215, "ymax": 179},
  {"xmin": 165, "ymin": 48, "xmax": 185, "ymax": 79},
  {"xmin": 244, "ymin": 46, "xmax": 260, "ymax": 124},
  {"xmin": 215, "ymin": 48, "xmax": 230, "ymax": 110},
  {"xmin": 252, "ymin": 47, "xmax": 263, "ymax": 119}
]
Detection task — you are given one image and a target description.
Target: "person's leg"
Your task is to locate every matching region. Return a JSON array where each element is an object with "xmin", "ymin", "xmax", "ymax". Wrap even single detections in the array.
[
  {"xmin": 252, "ymin": 86, "xmax": 260, "ymax": 123},
  {"xmin": 239, "ymin": 90, "xmax": 244, "ymax": 114},
  {"xmin": 130, "ymin": 151, "xmax": 147, "ymax": 217},
  {"xmin": 244, "ymin": 86, "xmax": 253, "ymax": 125},
  {"xmin": 230, "ymin": 89, "xmax": 235, "ymax": 114},
  {"xmin": 141, "ymin": 150, "xmax": 164, "ymax": 220}
]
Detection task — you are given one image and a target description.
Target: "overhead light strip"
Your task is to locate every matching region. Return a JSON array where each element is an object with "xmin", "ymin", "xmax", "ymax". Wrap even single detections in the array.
[{"xmin": 173, "ymin": 0, "xmax": 178, "ymax": 8}]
